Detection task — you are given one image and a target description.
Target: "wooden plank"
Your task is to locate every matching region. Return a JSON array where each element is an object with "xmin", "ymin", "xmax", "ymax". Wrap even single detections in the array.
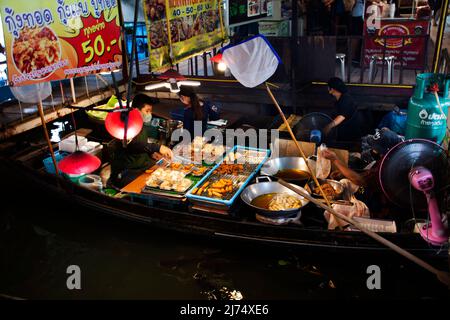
[
  {"xmin": 121, "ymin": 171, "xmax": 152, "ymax": 194},
  {"xmin": 273, "ymin": 138, "xmax": 348, "ymax": 166}
]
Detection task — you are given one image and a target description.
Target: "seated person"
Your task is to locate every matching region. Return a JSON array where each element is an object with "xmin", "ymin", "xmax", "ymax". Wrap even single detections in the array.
[
  {"xmin": 322, "ymin": 127, "xmax": 404, "ymax": 218},
  {"xmin": 109, "ymin": 94, "xmax": 173, "ymax": 188},
  {"xmin": 324, "ymin": 77, "xmax": 364, "ymax": 143},
  {"xmin": 178, "ymin": 86, "xmax": 220, "ymax": 140}
]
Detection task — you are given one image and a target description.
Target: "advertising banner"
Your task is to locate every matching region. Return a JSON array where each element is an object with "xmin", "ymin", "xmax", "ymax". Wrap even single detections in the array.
[
  {"xmin": 0, "ymin": 0, "xmax": 123, "ymax": 86},
  {"xmin": 363, "ymin": 19, "xmax": 430, "ymax": 69},
  {"xmin": 143, "ymin": 0, "xmax": 226, "ymax": 71}
]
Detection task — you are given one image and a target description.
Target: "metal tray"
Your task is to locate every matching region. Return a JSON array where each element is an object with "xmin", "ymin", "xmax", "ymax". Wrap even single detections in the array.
[{"xmin": 186, "ymin": 145, "xmax": 271, "ymax": 208}]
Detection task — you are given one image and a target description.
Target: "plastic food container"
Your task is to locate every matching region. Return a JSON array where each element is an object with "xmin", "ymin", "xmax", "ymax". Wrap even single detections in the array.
[{"xmin": 78, "ymin": 174, "xmax": 103, "ymax": 192}]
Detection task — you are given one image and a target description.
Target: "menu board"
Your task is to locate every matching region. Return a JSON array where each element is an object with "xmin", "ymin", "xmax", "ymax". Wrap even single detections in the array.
[
  {"xmin": 0, "ymin": 0, "xmax": 123, "ymax": 87},
  {"xmin": 143, "ymin": 0, "xmax": 226, "ymax": 71},
  {"xmin": 229, "ymin": 0, "xmax": 271, "ymax": 26}
]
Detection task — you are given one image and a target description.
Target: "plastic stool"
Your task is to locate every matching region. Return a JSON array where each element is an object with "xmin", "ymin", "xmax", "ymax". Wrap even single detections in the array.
[{"xmin": 368, "ymin": 54, "xmax": 396, "ymax": 83}]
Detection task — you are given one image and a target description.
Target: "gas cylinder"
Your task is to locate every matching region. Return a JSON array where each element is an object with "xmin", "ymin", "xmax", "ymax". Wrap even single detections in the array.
[{"xmin": 405, "ymin": 73, "xmax": 450, "ymax": 144}]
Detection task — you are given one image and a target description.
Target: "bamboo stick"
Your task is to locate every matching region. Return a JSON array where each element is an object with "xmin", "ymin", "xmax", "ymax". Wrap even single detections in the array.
[
  {"xmin": 265, "ymin": 84, "xmax": 334, "ymax": 210},
  {"xmin": 277, "ymin": 179, "xmax": 450, "ymax": 286}
]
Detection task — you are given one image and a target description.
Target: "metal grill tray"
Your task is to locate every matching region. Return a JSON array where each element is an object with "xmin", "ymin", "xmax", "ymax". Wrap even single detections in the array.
[{"xmin": 186, "ymin": 145, "xmax": 271, "ymax": 208}]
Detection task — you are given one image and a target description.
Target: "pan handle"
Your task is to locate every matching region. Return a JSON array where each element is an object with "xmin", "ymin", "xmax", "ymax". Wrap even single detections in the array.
[{"xmin": 256, "ymin": 176, "xmax": 272, "ymax": 183}]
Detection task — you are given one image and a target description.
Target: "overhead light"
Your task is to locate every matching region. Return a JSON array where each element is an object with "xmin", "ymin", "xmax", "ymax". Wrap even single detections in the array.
[
  {"xmin": 144, "ymin": 69, "xmax": 201, "ymax": 93},
  {"xmin": 58, "ymin": 151, "xmax": 101, "ymax": 175},
  {"xmin": 211, "ymin": 53, "xmax": 227, "ymax": 73},
  {"xmin": 217, "ymin": 62, "xmax": 227, "ymax": 72}
]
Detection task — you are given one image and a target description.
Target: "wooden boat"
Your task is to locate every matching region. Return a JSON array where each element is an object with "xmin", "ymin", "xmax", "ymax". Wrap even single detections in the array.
[{"xmin": 1, "ymin": 137, "xmax": 447, "ymax": 261}]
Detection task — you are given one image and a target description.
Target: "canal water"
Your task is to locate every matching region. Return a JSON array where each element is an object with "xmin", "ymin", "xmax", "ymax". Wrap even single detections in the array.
[{"xmin": 0, "ymin": 182, "xmax": 448, "ymax": 300}]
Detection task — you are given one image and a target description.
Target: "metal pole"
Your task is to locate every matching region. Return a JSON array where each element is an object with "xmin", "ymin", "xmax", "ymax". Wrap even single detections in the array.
[
  {"xmin": 117, "ymin": 0, "xmax": 129, "ymax": 82},
  {"xmin": 432, "ymin": 0, "xmax": 450, "ymax": 73},
  {"xmin": 38, "ymin": 96, "xmax": 59, "ymax": 177},
  {"xmin": 126, "ymin": 0, "xmax": 139, "ymax": 106},
  {"xmin": 70, "ymin": 78, "xmax": 76, "ymax": 103},
  {"xmin": 290, "ymin": 0, "xmax": 298, "ymax": 88}
]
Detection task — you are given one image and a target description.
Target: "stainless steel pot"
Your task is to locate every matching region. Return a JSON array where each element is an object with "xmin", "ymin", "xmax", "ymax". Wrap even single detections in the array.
[{"xmin": 240, "ymin": 176, "xmax": 310, "ymax": 219}]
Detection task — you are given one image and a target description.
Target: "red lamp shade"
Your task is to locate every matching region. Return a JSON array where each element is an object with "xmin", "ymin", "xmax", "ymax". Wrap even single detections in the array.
[
  {"xmin": 210, "ymin": 53, "xmax": 223, "ymax": 63},
  {"xmin": 58, "ymin": 151, "xmax": 101, "ymax": 175},
  {"xmin": 105, "ymin": 108, "xmax": 143, "ymax": 140}
]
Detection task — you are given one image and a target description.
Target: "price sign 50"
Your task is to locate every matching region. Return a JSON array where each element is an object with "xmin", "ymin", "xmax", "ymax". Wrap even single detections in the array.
[{"xmin": 82, "ymin": 35, "xmax": 117, "ymax": 63}]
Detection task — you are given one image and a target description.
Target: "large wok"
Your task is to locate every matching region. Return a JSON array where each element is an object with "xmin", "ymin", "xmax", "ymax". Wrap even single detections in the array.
[
  {"xmin": 240, "ymin": 176, "xmax": 310, "ymax": 219},
  {"xmin": 260, "ymin": 157, "xmax": 315, "ymax": 183}
]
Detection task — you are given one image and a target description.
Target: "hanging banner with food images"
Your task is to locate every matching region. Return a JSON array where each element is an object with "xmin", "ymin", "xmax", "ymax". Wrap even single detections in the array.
[
  {"xmin": 0, "ymin": 0, "xmax": 122, "ymax": 86},
  {"xmin": 143, "ymin": 0, "xmax": 226, "ymax": 71}
]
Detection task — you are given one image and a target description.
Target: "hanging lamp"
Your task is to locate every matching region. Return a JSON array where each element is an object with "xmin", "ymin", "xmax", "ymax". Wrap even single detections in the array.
[
  {"xmin": 58, "ymin": 150, "xmax": 101, "ymax": 175},
  {"xmin": 105, "ymin": 108, "xmax": 143, "ymax": 140}
]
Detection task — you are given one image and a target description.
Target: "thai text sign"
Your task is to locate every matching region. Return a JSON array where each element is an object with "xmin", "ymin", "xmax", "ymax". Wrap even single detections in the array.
[
  {"xmin": 0, "ymin": 0, "xmax": 122, "ymax": 86},
  {"xmin": 143, "ymin": 0, "xmax": 226, "ymax": 71},
  {"xmin": 363, "ymin": 19, "xmax": 429, "ymax": 69}
]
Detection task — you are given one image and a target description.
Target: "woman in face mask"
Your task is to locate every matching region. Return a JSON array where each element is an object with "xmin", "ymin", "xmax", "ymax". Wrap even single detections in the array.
[
  {"xmin": 109, "ymin": 94, "xmax": 172, "ymax": 188},
  {"xmin": 178, "ymin": 86, "xmax": 220, "ymax": 140}
]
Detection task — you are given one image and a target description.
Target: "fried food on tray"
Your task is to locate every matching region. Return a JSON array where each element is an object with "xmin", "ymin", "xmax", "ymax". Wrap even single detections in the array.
[
  {"xmin": 215, "ymin": 164, "xmax": 244, "ymax": 175},
  {"xmin": 195, "ymin": 179, "xmax": 234, "ymax": 198},
  {"xmin": 314, "ymin": 183, "xmax": 337, "ymax": 199}
]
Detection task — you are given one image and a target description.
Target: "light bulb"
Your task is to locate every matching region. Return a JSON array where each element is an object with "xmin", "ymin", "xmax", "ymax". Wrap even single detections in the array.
[{"xmin": 217, "ymin": 62, "xmax": 227, "ymax": 72}]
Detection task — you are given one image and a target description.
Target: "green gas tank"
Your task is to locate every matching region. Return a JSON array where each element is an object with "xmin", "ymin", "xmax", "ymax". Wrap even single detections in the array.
[{"xmin": 405, "ymin": 73, "xmax": 449, "ymax": 144}]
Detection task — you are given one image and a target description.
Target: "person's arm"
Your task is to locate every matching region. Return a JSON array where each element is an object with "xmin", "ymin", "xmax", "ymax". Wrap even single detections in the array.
[
  {"xmin": 206, "ymin": 101, "xmax": 220, "ymax": 121},
  {"xmin": 127, "ymin": 140, "xmax": 173, "ymax": 159},
  {"xmin": 324, "ymin": 115, "xmax": 345, "ymax": 135},
  {"xmin": 322, "ymin": 149, "xmax": 366, "ymax": 186}
]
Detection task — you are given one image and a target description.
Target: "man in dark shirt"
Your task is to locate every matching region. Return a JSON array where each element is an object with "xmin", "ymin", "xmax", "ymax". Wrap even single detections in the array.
[{"xmin": 324, "ymin": 77, "xmax": 363, "ymax": 142}]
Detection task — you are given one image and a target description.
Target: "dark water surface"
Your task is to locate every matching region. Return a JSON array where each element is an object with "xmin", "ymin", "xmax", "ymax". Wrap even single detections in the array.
[{"xmin": 0, "ymin": 185, "xmax": 448, "ymax": 300}]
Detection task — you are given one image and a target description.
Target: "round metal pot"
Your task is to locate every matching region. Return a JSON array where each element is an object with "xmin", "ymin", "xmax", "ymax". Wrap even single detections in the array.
[
  {"xmin": 260, "ymin": 157, "xmax": 314, "ymax": 183},
  {"xmin": 240, "ymin": 176, "xmax": 310, "ymax": 219}
]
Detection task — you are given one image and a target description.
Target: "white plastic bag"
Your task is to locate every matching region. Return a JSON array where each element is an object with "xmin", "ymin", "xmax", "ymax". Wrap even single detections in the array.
[
  {"xmin": 221, "ymin": 35, "xmax": 281, "ymax": 88},
  {"xmin": 10, "ymin": 82, "xmax": 52, "ymax": 103},
  {"xmin": 316, "ymin": 144, "xmax": 331, "ymax": 179}
]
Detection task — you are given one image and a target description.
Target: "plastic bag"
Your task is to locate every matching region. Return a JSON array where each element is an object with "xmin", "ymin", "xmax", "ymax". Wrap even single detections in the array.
[
  {"xmin": 10, "ymin": 82, "xmax": 52, "ymax": 103},
  {"xmin": 221, "ymin": 35, "xmax": 281, "ymax": 88},
  {"xmin": 316, "ymin": 144, "xmax": 331, "ymax": 179}
]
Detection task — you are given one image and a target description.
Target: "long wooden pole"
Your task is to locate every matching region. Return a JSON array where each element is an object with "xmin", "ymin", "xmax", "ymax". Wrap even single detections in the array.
[
  {"xmin": 265, "ymin": 84, "xmax": 334, "ymax": 210},
  {"xmin": 37, "ymin": 96, "xmax": 59, "ymax": 177},
  {"xmin": 278, "ymin": 179, "xmax": 450, "ymax": 286}
]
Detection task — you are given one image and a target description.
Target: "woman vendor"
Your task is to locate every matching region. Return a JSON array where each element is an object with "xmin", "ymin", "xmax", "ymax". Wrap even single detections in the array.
[
  {"xmin": 109, "ymin": 94, "xmax": 173, "ymax": 188},
  {"xmin": 323, "ymin": 77, "xmax": 364, "ymax": 142},
  {"xmin": 178, "ymin": 86, "xmax": 220, "ymax": 139}
]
